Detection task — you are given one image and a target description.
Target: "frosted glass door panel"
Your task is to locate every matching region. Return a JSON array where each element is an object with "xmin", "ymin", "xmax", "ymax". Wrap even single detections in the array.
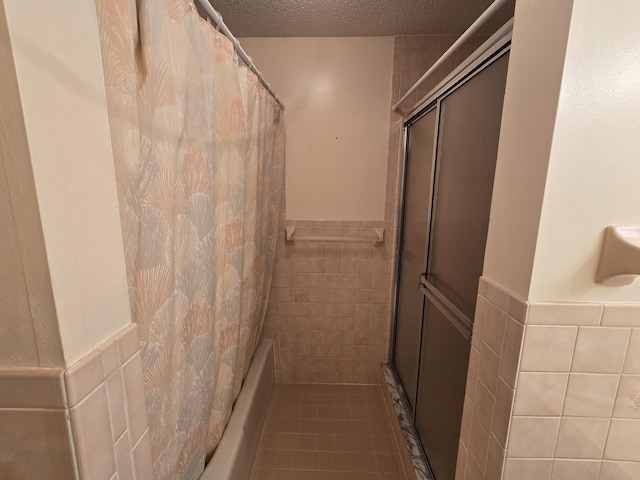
[
  {"xmin": 393, "ymin": 107, "xmax": 437, "ymax": 411},
  {"xmin": 427, "ymin": 53, "xmax": 510, "ymax": 319},
  {"xmin": 415, "ymin": 296, "xmax": 471, "ymax": 480}
]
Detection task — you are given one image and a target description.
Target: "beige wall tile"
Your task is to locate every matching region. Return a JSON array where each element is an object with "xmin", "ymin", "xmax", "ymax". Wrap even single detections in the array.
[
  {"xmin": 478, "ymin": 341, "xmax": 501, "ymax": 394},
  {"xmin": 613, "ymin": 375, "xmax": 640, "ymax": 419},
  {"xmin": 0, "ymin": 409, "xmax": 77, "ymax": 480},
  {"xmin": 116, "ymin": 323, "xmax": 139, "ymax": 364},
  {"xmin": 507, "ymin": 417, "xmax": 559, "ymax": 458},
  {"xmin": 485, "ymin": 434, "xmax": 505, "ymax": 480},
  {"xmin": 468, "ymin": 417, "xmax": 490, "ymax": 471},
  {"xmin": 478, "ymin": 277, "xmax": 510, "ymax": 313},
  {"xmin": 114, "ymin": 433, "xmax": 134, "ymax": 480},
  {"xmin": 602, "ymin": 305, "xmax": 640, "ymax": 327},
  {"xmin": 69, "ymin": 384, "xmax": 116, "ymax": 479},
  {"xmin": 513, "ymin": 373, "xmax": 568, "ymax": 416},
  {"xmin": 492, "ymin": 379, "xmax": 514, "ymax": 448},
  {"xmin": 65, "ymin": 349, "xmax": 104, "ymax": 407},
  {"xmin": 520, "ymin": 326, "xmax": 577, "ymax": 372},
  {"xmin": 460, "ymin": 394, "xmax": 473, "ymax": 446},
  {"xmin": 550, "ymin": 459, "xmax": 600, "ymax": 480},
  {"xmin": 600, "ymin": 460, "xmax": 640, "ymax": 480},
  {"xmin": 572, "ymin": 327, "xmax": 631, "ymax": 374},
  {"xmin": 0, "ymin": 368, "xmax": 65, "ymax": 409},
  {"xmin": 563, "ymin": 373, "xmax": 619, "ymax": 417},
  {"xmin": 527, "ymin": 303, "xmax": 602, "ymax": 326},
  {"xmin": 503, "ymin": 458, "xmax": 552, "ymax": 480},
  {"xmin": 555, "ymin": 417, "xmax": 609, "ymax": 459},
  {"xmin": 483, "ymin": 303, "xmax": 508, "ymax": 354},
  {"xmin": 132, "ymin": 430, "xmax": 153, "ymax": 480},
  {"xmin": 100, "ymin": 340, "xmax": 120, "ymax": 378},
  {"xmin": 472, "ymin": 295, "xmax": 488, "ymax": 351},
  {"xmin": 508, "ymin": 296, "xmax": 528, "ymax": 325},
  {"xmin": 105, "ymin": 370, "xmax": 127, "ymax": 442},
  {"xmin": 121, "ymin": 353, "xmax": 149, "ymax": 446},
  {"xmin": 500, "ymin": 318, "xmax": 524, "ymax": 388},
  {"xmin": 604, "ymin": 419, "xmax": 640, "ymax": 461},
  {"xmin": 623, "ymin": 329, "xmax": 640, "ymax": 374},
  {"xmin": 474, "ymin": 380, "xmax": 496, "ymax": 434},
  {"xmin": 455, "ymin": 441, "xmax": 467, "ymax": 480},
  {"xmin": 466, "ymin": 347, "xmax": 480, "ymax": 401},
  {"xmin": 464, "ymin": 450, "xmax": 483, "ymax": 480}
]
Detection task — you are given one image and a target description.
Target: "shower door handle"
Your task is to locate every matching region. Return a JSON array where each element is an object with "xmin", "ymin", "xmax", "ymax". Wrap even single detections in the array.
[{"xmin": 419, "ymin": 275, "xmax": 473, "ymax": 341}]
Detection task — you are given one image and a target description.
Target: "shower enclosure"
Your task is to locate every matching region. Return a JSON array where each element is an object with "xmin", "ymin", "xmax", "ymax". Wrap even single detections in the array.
[{"xmin": 392, "ymin": 42, "xmax": 510, "ymax": 479}]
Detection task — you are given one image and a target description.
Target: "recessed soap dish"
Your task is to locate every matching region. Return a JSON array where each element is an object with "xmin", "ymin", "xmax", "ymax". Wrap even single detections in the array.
[{"xmin": 595, "ymin": 226, "xmax": 640, "ymax": 286}]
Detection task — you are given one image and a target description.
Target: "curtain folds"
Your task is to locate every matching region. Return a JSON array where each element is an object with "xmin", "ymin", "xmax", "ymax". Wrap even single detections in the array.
[{"xmin": 96, "ymin": 1, "xmax": 285, "ymax": 478}]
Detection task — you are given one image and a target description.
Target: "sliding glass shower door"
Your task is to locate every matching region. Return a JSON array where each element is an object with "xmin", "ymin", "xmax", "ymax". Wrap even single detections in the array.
[
  {"xmin": 392, "ymin": 50, "xmax": 510, "ymax": 480},
  {"xmin": 393, "ymin": 107, "xmax": 437, "ymax": 411}
]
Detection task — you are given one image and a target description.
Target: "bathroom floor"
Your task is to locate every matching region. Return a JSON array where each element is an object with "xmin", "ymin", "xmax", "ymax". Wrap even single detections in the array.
[{"xmin": 250, "ymin": 383, "xmax": 409, "ymax": 480}]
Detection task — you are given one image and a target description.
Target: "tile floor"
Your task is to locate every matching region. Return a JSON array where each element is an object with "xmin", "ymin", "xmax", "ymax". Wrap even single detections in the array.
[{"xmin": 250, "ymin": 384, "xmax": 408, "ymax": 480}]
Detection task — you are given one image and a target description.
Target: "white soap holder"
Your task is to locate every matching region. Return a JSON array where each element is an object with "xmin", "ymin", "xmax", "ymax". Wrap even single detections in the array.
[{"xmin": 595, "ymin": 226, "xmax": 640, "ymax": 286}]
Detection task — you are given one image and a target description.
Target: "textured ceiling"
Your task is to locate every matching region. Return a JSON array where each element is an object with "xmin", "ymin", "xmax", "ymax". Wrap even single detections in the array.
[{"xmin": 208, "ymin": 0, "xmax": 515, "ymax": 37}]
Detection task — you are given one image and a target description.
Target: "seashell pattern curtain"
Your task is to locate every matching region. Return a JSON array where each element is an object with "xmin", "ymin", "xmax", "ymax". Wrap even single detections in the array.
[{"xmin": 95, "ymin": 0, "xmax": 285, "ymax": 478}]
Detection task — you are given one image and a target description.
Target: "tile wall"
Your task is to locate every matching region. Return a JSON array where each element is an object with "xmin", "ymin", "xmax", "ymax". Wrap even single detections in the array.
[
  {"xmin": 0, "ymin": 323, "xmax": 153, "ymax": 480},
  {"xmin": 455, "ymin": 277, "xmax": 640, "ymax": 480},
  {"xmin": 264, "ymin": 34, "xmax": 491, "ymax": 386},
  {"xmin": 265, "ymin": 220, "xmax": 391, "ymax": 384},
  {"xmin": 503, "ymin": 300, "xmax": 640, "ymax": 480},
  {"xmin": 455, "ymin": 277, "xmax": 526, "ymax": 480},
  {"xmin": 0, "ymin": 368, "xmax": 76, "ymax": 478}
]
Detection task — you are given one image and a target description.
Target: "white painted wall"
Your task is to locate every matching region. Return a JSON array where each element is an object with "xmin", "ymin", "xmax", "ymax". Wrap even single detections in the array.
[
  {"xmin": 3, "ymin": 0, "xmax": 132, "ymax": 365},
  {"xmin": 483, "ymin": 0, "xmax": 575, "ymax": 298},
  {"xmin": 0, "ymin": 1, "xmax": 63, "ymax": 367},
  {"xmin": 486, "ymin": 0, "xmax": 640, "ymax": 303},
  {"xmin": 241, "ymin": 37, "xmax": 393, "ymax": 221},
  {"xmin": 528, "ymin": 0, "xmax": 640, "ymax": 302}
]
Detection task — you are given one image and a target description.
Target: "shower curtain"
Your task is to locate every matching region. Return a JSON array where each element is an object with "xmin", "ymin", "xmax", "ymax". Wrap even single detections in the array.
[{"xmin": 96, "ymin": 0, "xmax": 285, "ymax": 478}]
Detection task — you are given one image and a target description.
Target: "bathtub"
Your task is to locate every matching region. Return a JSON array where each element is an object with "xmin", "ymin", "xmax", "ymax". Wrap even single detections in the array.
[{"xmin": 201, "ymin": 339, "xmax": 275, "ymax": 480}]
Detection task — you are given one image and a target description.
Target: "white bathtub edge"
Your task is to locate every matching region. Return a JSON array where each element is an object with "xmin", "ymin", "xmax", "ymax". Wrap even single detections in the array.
[{"xmin": 201, "ymin": 339, "xmax": 275, "ymax": 480}]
